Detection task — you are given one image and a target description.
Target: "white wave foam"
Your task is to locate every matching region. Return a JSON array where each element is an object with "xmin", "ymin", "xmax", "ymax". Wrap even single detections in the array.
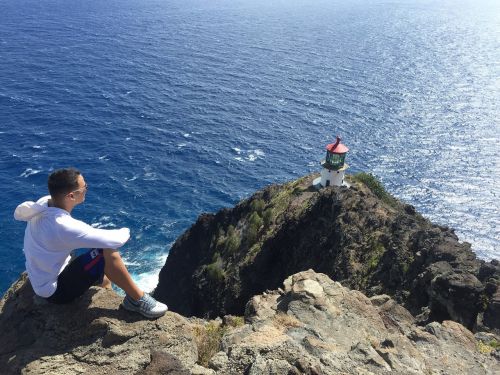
[
  {"xmin": 133, "ymin": 271, "xmax": 160, "ymax": 293},
  {"xmin": 132, "ymin": 253, "xmax": 168, "ymax": 292},
  {"xmin": 183, "ymin": 133, "xmax": 190, "ymax": 138},
  {"xmin": 232, "ymin": 147, "xmax": 241, "ymax": 154},
  {"xmin": 20, "ymin": 168, "xmax": 42, "ymax": 178},
  {"xmin": 246, "ymin": 149, "xmax": 265, "ymax": 162},
  {"xmin": 91, "ymin": 216, "xmax": 115, "ymax": 229},
  {"xmin": 123, "ymin": 259, "xmax": 141, "ymax": 266}
]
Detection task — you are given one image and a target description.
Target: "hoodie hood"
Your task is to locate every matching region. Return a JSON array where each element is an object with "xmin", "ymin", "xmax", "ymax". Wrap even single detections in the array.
[{"xmin": 14, "ymin": 195, "xmax": 52, "ymax": 221}]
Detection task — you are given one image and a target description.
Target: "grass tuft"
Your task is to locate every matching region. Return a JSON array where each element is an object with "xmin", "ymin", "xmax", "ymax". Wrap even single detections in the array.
[
  {"xmin": 353, "ymin": 172, "xmax": 398, "ymax": 207},
  {"xmin": 192, "ymin": 322, "xmax": 227, "ymax": 366}
]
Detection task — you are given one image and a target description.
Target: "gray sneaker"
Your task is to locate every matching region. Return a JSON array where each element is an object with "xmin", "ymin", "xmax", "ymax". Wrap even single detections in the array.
[{"xmin": 121, "ymin": 293, "xmax": 168, "ymax": 318}]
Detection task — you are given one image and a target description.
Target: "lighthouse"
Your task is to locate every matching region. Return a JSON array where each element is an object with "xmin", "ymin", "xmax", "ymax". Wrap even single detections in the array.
[{"xmin": 313, "ymin": 136, "xmax": 349, "ymax": 188}]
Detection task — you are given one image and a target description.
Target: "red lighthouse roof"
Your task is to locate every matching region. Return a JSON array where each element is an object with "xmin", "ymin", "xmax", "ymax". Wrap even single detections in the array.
[{"xmin": 326, "ymin": 136, "xmax": 349, "ymax": 154}]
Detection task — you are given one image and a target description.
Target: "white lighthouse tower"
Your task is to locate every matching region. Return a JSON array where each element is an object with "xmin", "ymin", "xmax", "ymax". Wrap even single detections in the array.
[{"xmin": 313, "ymin": 136, "xmax": 349, "ymax": 188}]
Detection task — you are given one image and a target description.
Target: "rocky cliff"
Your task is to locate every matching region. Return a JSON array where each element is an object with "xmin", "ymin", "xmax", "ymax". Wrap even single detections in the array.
[
  {"xmin": 1, "ymin": 270, "xmax": 498, "ymax": 374},
  {"xmin": 2, "ymin": 173, "xmax": 500, "ymax": 374},
  {"xmin": 154, "ymin": 173, "xmax": 500, "ymax": 332}
]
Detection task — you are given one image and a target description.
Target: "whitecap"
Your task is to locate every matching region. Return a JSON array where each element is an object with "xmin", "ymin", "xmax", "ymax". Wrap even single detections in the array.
[
  {"xmin": 99, "ymin": 223, "xmax": 117, "ymax": 229},
  {"xmin": 125, "ymin": 137, "xmax": 131, "ymax": 141},
  {"xmin": 98, "ymin": 155, "xmax": 108, "ymax": 160},
  {"xmin": 20, "ymin": 168, "xmax": 42, "ymax": 178},
  {"xmin": 177, "ymin": 143, "xmax": 187, "ymax": 148},
  {"xmin": 123, "ymin": 259, "xmax": 141, "ymax": 267},
  {"xmin": 234, "ymin": 156, "xmax": 244, "ymax": 162},
  {"xmin": 133, "ymin": 271, "xmax": 160, "ymax": 293},
  {"xmin": 144, "ymin": 172, "xmax": 158, "ymax": 181},
  {"xmin": 232, "ymin": 147, "xmax": 241, "ymax": 154},
  {"xmin": 247, "ymin": 154, "xmax": 257, "ymax": 162},
  {"xmin": 131, "ymin": 253, "xmax": 168, "ymax": 292},
  {"xmin": 183, "ymin": 133, "xmax": 190, "ymax": 138},
  {"xmin": 32, "ymin": 145, "xmax": 44, "ymax": 149},
  {"xmin": 254, "ymin": 149, "xmax": 265, "ymax": 157}
]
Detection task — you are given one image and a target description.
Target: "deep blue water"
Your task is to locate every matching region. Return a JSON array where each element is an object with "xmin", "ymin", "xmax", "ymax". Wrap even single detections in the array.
[{"xmin": 1, "ymin": 0, "xmax": 499, "ymax": 295}]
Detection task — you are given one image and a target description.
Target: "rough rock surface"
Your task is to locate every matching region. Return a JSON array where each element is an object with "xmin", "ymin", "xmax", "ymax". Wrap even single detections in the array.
[
  {"xmin": 209, "ymin": 270, "xmax": 499, "ymax": 375},
  {"xmin": 154, "ymin": 174, "xmax": 500, "ymax": 332},
  {"xmin": 0, "ymin": 273, "xmax": 200, "ymax": 375},
  {"xmin": 1, "ymin": 271, "xmax": 499, "ymax": 374}
]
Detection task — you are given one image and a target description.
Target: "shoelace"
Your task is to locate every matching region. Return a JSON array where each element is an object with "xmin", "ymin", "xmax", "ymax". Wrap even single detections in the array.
[{"xmin": 139, "ymin": 294, "xmax": 156, "ymax": 310}]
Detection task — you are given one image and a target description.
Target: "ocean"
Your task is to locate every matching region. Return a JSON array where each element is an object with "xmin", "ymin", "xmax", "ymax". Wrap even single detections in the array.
[{"xmin": 1, "ymin": 0, "xmax": 499, "ymax": 295}]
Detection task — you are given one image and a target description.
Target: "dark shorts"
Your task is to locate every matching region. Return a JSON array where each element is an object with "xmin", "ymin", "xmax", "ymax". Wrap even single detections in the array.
[{"xmin": 46, "ymin": 248, "xmax": 105, "ymax": 304}]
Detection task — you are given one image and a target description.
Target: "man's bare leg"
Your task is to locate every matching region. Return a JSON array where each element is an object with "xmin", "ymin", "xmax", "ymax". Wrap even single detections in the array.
[
  {"xmin": 100, "ymin": 275, "xmax": 112, "ymax": 289},
  {"xmin": 103, "ymin": 248, "xmax": 143, "ymax": 301}
]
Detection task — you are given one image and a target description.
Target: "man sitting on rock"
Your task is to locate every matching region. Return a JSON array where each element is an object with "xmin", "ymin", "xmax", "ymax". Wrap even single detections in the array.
[{"xmin": 14, "ymin": 167, "xmax": 167, "ymax": 319}]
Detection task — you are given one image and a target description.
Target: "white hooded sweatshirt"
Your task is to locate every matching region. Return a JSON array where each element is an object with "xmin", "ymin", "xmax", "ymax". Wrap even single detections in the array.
[{"xmin": 14, "ymin": 195, "xmax": 130, "ymax": 297}]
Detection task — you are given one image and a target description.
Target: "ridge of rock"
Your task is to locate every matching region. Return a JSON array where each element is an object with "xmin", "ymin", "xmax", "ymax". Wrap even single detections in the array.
[
  {"xmin": 154, "ymin": 174, "xmax": 500, "ymax": 332},
  {"xmin": 212, "ymin": 269, "xmax": 499, "ymax": 374}
]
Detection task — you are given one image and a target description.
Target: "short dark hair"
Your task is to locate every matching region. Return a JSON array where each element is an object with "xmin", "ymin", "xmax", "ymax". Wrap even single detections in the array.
[{"xmin": 48, "ymin": 168, "xmax": 81, "ymax": 198}]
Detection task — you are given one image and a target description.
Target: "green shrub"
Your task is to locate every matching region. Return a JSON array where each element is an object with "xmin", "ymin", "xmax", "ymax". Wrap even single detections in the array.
[
  {"xmin": 206, "ymin": 255, "xmax": 225, "ymax": 281},
  {"xmin": 244, "ymin": 212, "xmax": 263, "ymax": 245},
  {"xmin": 367, "ymin": 241, "xmax": 385, "ymax": 271},
  {"xmin": 249, "ymin": 211, "xmax": 263, "ymax": 229},
  {"xmin": 353, "ymin": 172, "xmax": 397, "ymax": 207},
  {"xmin": 224, "ymin": 230, "xmax": 241, "ymax": 254},
  {"xmin": 262, "ymin": 208, "xmax": 274, "ymax": 228},
  {"xmin": 250, "ymin": 198, "xmax": 265, "ymax": 214}
]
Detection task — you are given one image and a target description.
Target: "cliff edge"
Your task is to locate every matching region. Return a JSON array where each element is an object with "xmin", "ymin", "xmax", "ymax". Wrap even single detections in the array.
[{"xmin": 154, "ymin": 173, "xmax": 500, "ymax": 332}]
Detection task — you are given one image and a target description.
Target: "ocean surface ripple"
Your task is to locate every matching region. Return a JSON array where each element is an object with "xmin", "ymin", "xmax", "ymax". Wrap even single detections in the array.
[{"xmin": 0, "ymin": 0, "xmax": 498, "ymax": 294}]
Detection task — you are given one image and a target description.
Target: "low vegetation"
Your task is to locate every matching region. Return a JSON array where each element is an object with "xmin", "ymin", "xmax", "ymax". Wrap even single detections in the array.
[
  {"xmin": 192, "ymin": 322, "xmax": 227, "ymax": 366},
  {"xmin": 477, "ymin": 339, "xmax": 500, "ymax": 354},
  {"xmin": 352, "ymin": 172, "xmax": 398, "ymax": 207},
  {"xmin": 206, "ymin": 254, "xmax": 225, "ymax": 281}
]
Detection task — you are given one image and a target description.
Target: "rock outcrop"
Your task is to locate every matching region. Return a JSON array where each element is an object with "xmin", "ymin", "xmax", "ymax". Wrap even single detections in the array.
[
  {"xmin": 1, "ymin": 270, "xmax": 498, "ymax": 374},
  {"xmin": 0, "ymin": 274, "xmax": 202, "ymax": 375},
  {"xmin": 154, "ymin": 174, "xmax": 500, "ymax": 332},
  {"xmin": 211, "ymin": 270, "xmax": 499, "ymax": 374}
]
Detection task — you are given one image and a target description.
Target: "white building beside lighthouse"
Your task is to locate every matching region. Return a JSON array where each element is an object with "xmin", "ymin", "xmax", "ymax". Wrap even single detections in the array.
[{"xmin": 313, "ymin": 136, "xmax": 349, "ymax": 188}]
